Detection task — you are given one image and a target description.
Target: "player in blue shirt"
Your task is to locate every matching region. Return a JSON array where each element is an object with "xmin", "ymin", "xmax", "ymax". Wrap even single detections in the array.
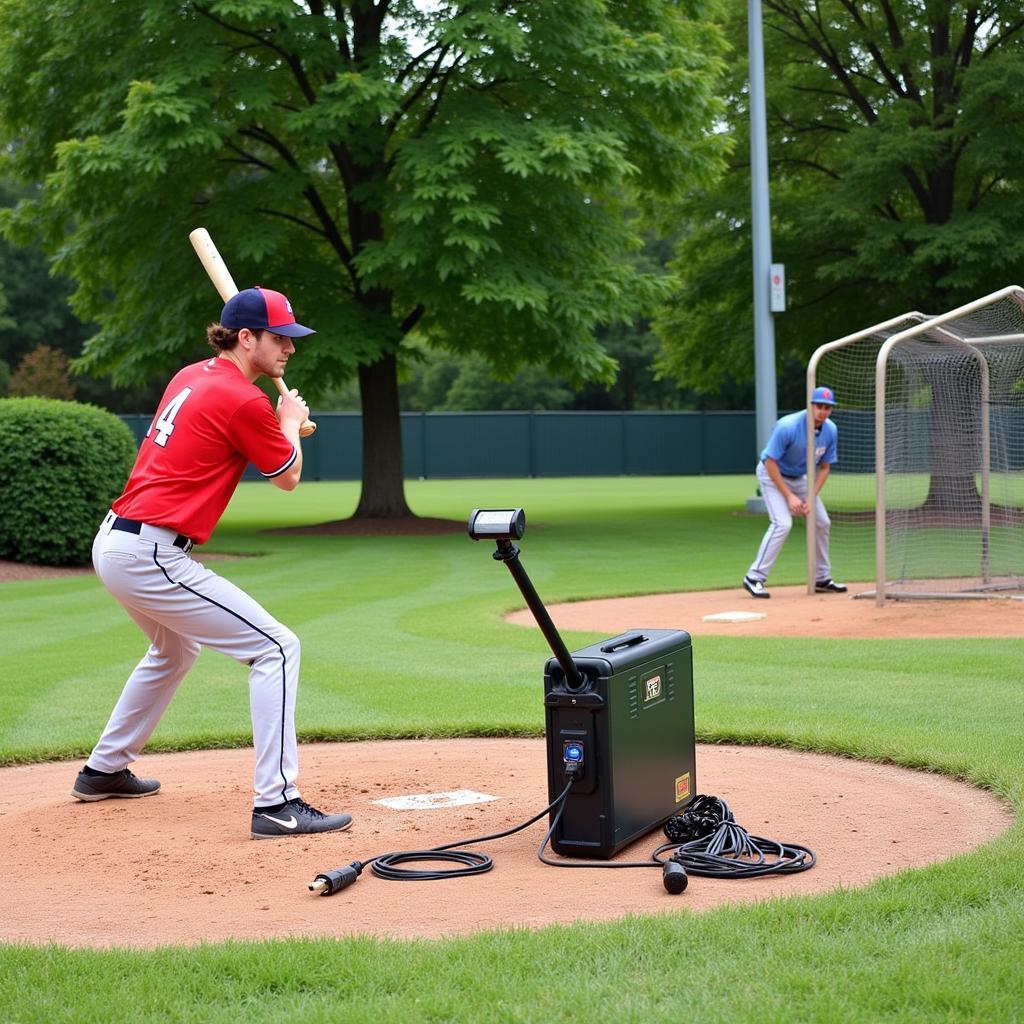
[{"xmin": 743, "ymin": 386, "xmax": 847, "ymax": 598}]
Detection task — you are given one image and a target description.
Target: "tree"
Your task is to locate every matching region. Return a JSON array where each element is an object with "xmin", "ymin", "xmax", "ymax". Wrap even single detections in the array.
[
  {"xmin": 573, "ymin": 230, "xmax": 698, "ymax": 410},
  {"xmin": 396, "ymin": 230, "xmax": 698, "ymax": 411},
  {"xmin": 0, "ymin": 180, "xmax": 175, "ymax": 413},
  {"xmin": 0, "ymin": 0, "xmax": 728, "ymax": 518},
  {"xmin": 394, "ymin": 328, "xmax": 697, "ymax": 411},
  {"xmin": 655, "ymin": 2, "xmax": 1024, "ymax": 410},
  {"xmin": 0, "ymin": 182, "xmax": 88, "ymax": 372}
]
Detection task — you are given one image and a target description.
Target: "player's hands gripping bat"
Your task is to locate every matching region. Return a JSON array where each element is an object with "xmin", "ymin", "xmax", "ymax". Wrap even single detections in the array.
[{"xmin": 188, "ymin": 227, "xmax": 317, "ymax": 438}]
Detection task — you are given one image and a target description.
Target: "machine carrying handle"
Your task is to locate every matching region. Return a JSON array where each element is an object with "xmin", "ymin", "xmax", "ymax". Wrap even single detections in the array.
[{"xmin": 599, "ymin": 632, "xmax": 648, "ymax": 653}]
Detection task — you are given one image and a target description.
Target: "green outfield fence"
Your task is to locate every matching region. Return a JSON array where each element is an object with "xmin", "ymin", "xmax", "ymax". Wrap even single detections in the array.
[{"xmin": 120, "ymin": 409, "xmax": 758, "ymax": 480}]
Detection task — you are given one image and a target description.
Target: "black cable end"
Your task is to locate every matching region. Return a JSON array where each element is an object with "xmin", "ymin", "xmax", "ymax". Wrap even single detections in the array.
[
  {"xmin": 662, "ymin": 859, "xmax": 688, "ymax": 895},
  {"xmin": 309, "ymin": 861, "xmax": 363, "ymax": 896}
]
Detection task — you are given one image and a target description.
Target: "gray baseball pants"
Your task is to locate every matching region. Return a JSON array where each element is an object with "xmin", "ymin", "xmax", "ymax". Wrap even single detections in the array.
[
  {"xmin": 88, "ymin": 512, "xmax": 301, "ymax": 807},
  {"xmin": 746, "ymin": 462, "xmax": 831, "ymax": 583}
]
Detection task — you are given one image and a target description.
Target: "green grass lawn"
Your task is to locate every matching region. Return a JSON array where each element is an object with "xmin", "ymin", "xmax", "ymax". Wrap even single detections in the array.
[{"xmin": 1, "ymin": 476, "xmax": 1022, "ymax": 1023}]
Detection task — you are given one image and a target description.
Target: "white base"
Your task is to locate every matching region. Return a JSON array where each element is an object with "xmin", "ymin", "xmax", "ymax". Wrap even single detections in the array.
[
  {"xmin": 373, "ymin": 790, "xmax": 498, "ymax": 810},
  {"xmin": 702, "ymin": 610, "xmax": 768, "ymax": 623}
]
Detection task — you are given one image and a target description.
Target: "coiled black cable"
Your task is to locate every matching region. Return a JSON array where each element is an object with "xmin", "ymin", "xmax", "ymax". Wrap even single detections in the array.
[
  {"xmin": 654, "ymin": 794, "xmax": 816, "ymax": 878},
  {"xmin": 310, "ymin": 782, "xmax": 814, "ymax": 894},
  {"xmin": 536, "ymin": 789, "xmax": 814, "ymax": 877},
  {"xmin": 370, "ymin": 849, "xmax": 492, "ymax": 881}
]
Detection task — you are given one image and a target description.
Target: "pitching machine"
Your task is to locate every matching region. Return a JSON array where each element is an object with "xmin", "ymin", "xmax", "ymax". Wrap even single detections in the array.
[{"xmin": 468, "ymin": 508, "xmax": 696, "ymax": 858}]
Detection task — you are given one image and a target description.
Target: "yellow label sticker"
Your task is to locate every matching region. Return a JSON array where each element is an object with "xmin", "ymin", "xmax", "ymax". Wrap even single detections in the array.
[{"xmin": 674, "ymin": 772, "xmax": 691, "ymax": 803}]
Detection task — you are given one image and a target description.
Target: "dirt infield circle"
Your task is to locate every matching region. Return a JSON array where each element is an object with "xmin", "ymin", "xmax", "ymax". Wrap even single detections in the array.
[
  {"xmin": 2, "ymin": 740, "xmax": 1011, "ymax": 948},
  {"xmin": 506, "ymin": 582, "xmax": 1024, "ymax": 639},
  {"xmin": 2, "ymin": 584, "xmax": 1016, "ymax": 948}
]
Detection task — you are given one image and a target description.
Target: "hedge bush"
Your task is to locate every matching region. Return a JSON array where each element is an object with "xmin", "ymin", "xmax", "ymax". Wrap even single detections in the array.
[{"xmin": 0, "ymin": 397, "xmax": 137, "ymax": 566}]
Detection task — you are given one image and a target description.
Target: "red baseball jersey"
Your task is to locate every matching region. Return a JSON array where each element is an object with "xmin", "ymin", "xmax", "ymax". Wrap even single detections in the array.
[{"xmin": 113, "ymin": 357, "xmax": 297, "ymax": 544}]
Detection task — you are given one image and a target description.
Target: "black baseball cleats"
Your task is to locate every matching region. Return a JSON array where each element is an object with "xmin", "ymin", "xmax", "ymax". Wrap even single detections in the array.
[
  {"xmin": 815, "ymin": 579, "xmax": 848, "ymax": 593},
  {"xmin": 72, "ymin": 766, "xmax": 160, "ymax": 801},
  {"xmin": 744, "ymin": 576, "xmax": 848, "ymax": 598},
  {"xmin": 251, "ymin": 798, "xmax": 353, "ymax": 839}
]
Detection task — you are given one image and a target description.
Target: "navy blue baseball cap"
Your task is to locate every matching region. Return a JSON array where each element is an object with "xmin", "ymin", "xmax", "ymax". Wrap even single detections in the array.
[
  {"xmin": 812, "ymin": 386, "xmax": 837, "ymax": 405},
  {"xmin": 221, "ymin": 287, "xmax": 315, "ymax": 338}
]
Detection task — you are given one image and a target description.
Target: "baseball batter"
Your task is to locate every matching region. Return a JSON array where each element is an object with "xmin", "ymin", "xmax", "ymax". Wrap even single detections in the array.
[
  {"xmin": 73, "ymin": 287, "xmax": 352, "ymax": 839},
  {"xmin": 743, "ymin": 386, "xmax": 847, "ymax": 599}
]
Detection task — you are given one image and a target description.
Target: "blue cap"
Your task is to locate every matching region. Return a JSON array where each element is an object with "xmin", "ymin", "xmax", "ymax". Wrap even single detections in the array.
[
  {"xmin": 221, "ymin": 286, "xmax": 315, "ymax": 338},
  {"xmin": 812, "ymin": 386, "xmax": 837, "ymax": 405}
]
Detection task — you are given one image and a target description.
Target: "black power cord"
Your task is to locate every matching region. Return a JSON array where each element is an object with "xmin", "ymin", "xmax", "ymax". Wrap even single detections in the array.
[
  {"xmin": 310, "ymin": 780, "xmax": 815, "ymax": 896},
  {"xmin": 310, "ymin": 778, "xmax": 576, "ymax": 894}
]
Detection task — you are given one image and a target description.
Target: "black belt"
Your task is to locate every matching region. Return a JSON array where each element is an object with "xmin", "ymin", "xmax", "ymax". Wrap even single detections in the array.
[{"xmin": 111, "ymin": 516, "xmax": 194, "ymax": 552}]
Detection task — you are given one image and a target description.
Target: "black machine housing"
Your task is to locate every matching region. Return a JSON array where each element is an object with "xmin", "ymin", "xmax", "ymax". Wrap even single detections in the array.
[{"xmin": 544, "ymin": 628, "xmax": 696, "ymax": 859}]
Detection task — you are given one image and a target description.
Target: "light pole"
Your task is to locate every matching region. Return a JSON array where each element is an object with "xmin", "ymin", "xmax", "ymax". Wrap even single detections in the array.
[{"xmin": 746, "ymin": 0, "xmax": 779, "ymax": 513}]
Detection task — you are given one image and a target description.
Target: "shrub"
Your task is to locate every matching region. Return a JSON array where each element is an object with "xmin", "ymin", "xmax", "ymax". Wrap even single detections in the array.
[
  {"xmin": 0, "ymin": 398, "xmax": 137, "ymax": 566},
  {"xmin": 9, "ymin": 344, "xmax": 76, "ymax": 400}
]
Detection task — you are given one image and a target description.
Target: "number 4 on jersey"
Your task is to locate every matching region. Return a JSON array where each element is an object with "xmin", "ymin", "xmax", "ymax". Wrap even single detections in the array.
[{"xmin": 148, "ymin": 387, "xmax": 193, "ymax": 448}]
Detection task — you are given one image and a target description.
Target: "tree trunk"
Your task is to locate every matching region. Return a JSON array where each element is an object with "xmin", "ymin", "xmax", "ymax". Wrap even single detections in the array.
[
  {"xmin": 354, "ymin": 353, "xmax": 413, "ymax": 518},
  {"xmin": 919, "ymin": 363, "xmax": 982, "ymax": 517},
  {"xmin": 922, "ymin": 472, "xmax": 981, "ymax": 516}
]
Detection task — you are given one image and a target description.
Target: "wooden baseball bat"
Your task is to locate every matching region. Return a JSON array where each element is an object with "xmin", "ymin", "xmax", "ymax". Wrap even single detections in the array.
[{"xmin": 188, "ymin": 227, "xmax": 316, "ymax": 437}]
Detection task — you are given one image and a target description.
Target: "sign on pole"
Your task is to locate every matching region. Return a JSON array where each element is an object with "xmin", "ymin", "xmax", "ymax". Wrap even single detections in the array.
[{"xmin": 770, "ymin": 263, "xmax": 786, "ymax": 312}]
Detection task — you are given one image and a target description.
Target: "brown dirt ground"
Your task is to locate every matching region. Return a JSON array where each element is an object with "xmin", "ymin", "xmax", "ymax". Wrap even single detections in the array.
[
  {"xmin": 1, "ymin": 741, "xmax": 1011, "ymax": 949},
  {"xmin": 2, "ymin": 558, "xmax": 1016, "ymax": 949},
  {"xmin": 507, "ymin": 583, "xmax": 1024, "ymax": 639}
]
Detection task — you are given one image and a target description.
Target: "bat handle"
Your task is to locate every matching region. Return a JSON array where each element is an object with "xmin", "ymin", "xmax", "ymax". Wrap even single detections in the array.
[{"xmin": 273, "ymin": 376, "xmax": 317, "ymax": 438}]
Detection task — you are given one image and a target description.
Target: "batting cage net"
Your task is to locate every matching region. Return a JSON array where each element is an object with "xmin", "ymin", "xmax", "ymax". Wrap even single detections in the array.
[{"xmin": 808, "ymin": 286, "xmax": 1024, "ymax": 605}]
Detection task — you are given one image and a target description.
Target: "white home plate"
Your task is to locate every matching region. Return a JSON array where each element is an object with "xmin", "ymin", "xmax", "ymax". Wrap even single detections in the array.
[
  {"xmin": 702, "ymin": 610, "xmax": 767, "ymax": 623},
  {"xmin": 374, "ymin": 789, "xmax": 498, "ymax": 810}
]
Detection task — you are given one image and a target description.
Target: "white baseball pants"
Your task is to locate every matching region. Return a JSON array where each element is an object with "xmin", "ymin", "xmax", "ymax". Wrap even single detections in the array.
[
  {"xmin": 747, "ymin": 462, "xmax": 831, "ymax": 583},
  {"xmin": 89, "ymin": 513, "xmax": 300, "ymax": 807}
]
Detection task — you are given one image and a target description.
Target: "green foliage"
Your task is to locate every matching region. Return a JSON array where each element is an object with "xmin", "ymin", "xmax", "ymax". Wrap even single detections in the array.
[
  {"xmin": 402, "ymin": 350, "xmax": 576, "ymax": 411},
  {"xmin": 655, "ymin": 2, "xmax": 1024, "ymax": 403},
  {"xmin": 8, "ymin": 344, "xmax": 76, "ymax": 399},
  {"xmin": 0, "ymin": 0, "xmax": 729, "ymax": 512},
  {"xmin": 0, "ymin": 1, "xmax": 726, "ymax": 387},
  {"xmin": 0, "ymin": 179, "xmax": 169, "ymax": 413},
  {"xmin": 0, "ymin": 181, "xmax": 90, "ymax": 369},
  {"xmin": 391, "ymin": 328, "xmax": 695, "ymax": 412},
  {"xmin": 580, "ymin": 320, "xmax": 693, "ymax": 409},
  {"xmin": 0, "ymin": 398, "xmax": 136, "ymax": 565},
  {"xmin": 390, "ymin": 231, "xmax": 695, "ymax": 413}
]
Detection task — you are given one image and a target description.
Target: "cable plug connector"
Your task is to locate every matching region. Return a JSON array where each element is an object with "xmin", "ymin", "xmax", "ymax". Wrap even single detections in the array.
[
  {"xmin": 662, "ymin": 856, "xmax": 688, "ymax": 894},
  {"xmin": 309, "ymin": 861, "xmax": 363, "ymax": 896}
]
